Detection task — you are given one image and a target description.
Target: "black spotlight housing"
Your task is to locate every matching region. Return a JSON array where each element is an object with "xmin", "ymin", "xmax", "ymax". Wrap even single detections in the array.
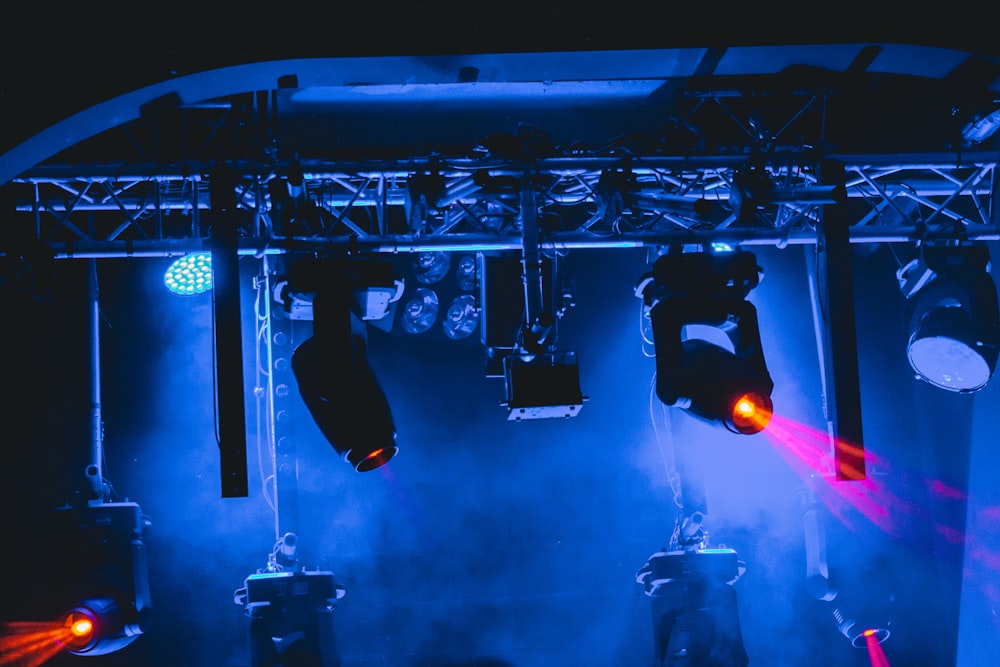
[
  {"xmin": 667, "ymin": 339, "xmax": 774, "ymax": 434},
  {"xmin": 639, "ymin": 248, "xmax": 774, "ymax": 434},
  {"xmin": 61, "ymin": 597, "xmax": 140, "ymax": 656},
  {"xmin": 50, "ymin": 502, "xmax": 151, "ymax": 656},
  {"xmin": 287, "ymin": 258, "xmax": 399, "ymax": 472},
  {"xmin": 900, "ymin": 244, "xmax": 1000, "ymax": 393},
  {"xmin": 292, "ymin": 324, "xmax": 398, "ymax": 472},
  {"xmin": 636, "ymin": 548, "xmax": 749, "ymax": 667}
]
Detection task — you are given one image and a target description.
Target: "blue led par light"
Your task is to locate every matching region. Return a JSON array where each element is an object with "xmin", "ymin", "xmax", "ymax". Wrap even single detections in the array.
[{"xmin": 164, "ymin": 252, "xmax": 213, "ymax": 295}]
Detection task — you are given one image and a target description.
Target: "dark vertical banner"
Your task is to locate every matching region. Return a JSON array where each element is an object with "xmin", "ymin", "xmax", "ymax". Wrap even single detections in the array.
[
  {"xmin": 819, "ymin": 159, "xmax": 866, "ymax": 481},
  {"xmin": 210, "ymin": 162, "xmax": 249, "ymax": 497}
]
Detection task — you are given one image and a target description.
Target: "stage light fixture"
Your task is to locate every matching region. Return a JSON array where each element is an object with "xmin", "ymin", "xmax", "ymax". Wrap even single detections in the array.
[
  {"xmin": 730, "ymin": 391, "xmax": 773, "ymax": 434},
  {"xmin": 637, "ymin": 247, "xmax": 773, "ymax": 434},
  {"xmin": 235, "ymin": 534, "xmax": 345, "ymax": 666},
  {"xmin": 636, "ymin": 548, "xmax": 749, "ymax": 667},
  {"xmin": 47, "ymin": 502, "xmax": 152, "ymax": 657},
  {"xmin": 502, "ymin": 351, "xmax": 584, "ymax": 420},
  {"xmin": 898, "ymin": 244, "xmax": 1000, "ymax": 392},
  {"xmin": 286, "ymin": 258, "xmax": 400, "ymax": 472},
  {"xmin": 833, "ymin": 607, "xmax": 892, "ymax": 649},
  {"xmin": 68, "ymin": 614, "xmax": 94, "ymax": 641},
  {"xmin": 442, "ymin": 294, "xmax": 479, "ymax": 340},
  {"xmin": 455, "ymin": 254, "xmax": 478, "ymax": 291},
  {"xmin": 60, "ymin": 597, "xmax": 144, "ymax": 656},
  {"xmin": 292, "ymin": 315, "xmax": 398, "ymax": 472},
  {"xmin": 962, "ymin": 107, "xmax": 1000, "ymax": 145},
  {"xmin": 413, "ymin": 250, "xmax": 450, "ymax": 284},
  {"xmin": 164, "ymin": 252, "xmax": 212, "ymax": 295},
  {"xmin": 400, "ymin": 287, "xmax": 439, "ymax": 334}
]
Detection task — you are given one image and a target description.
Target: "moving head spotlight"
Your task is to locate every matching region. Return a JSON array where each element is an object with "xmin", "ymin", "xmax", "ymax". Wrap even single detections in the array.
[
  {"xmin": 636, "ymin": 548, "xmax": 749, "ymax": 667},
  {"xmin": 898, "ymin": 244, "xmax": 1000, "ymax": 393},
  {"xmin": 637, "ymin": 248, "xmax": 773, "ymax": 434},
  {"xmin": 282, "ymin": 258, "xmax": 402, "ymax": 471},
  {"xmin": 52, "ymin": 502, "xmax": 151, "ymax": 656},
  {"xmin": 61, "ymin": 597, "xmax": 142, "ymax": 656}
]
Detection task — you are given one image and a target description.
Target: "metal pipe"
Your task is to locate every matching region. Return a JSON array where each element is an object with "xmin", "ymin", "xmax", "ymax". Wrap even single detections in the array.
[
  {"xmin": 804, "ymin": 244, "xmax": 835, "ymax": 447},
  {"xmin": 520, "ymin": 180, "xmax": 543, "ymax": 328},
  {"xmin": 85, "ymin": 259, "xmax": 105, "ymax": 500},
  {"xmin": 14, "ymin": 151, "xmax": 1000, "ymax": 180},
  {"xmin": 32, "ymin": 224, "xmax": 1000, "ymax": 259}
]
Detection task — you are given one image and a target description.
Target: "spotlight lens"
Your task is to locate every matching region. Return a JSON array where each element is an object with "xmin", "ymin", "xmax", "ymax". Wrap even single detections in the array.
[
  {"xmin": 63, "ymin": 610, "xmax": 97, "ymax": 650},
  {"xmin": 455, "ymin": 255, "xmax": 477, "ymax": 290},
  {"xmin": 852, "ymin": 627, "xmax": 890, "ymax": 647},
  {"xmin": 413, "ymin": 251, "xmax": 450, "ymax": 284},
  {"xmin": 442, "ymin": 294, "xmax": 479, "ymax": 340},
  {"xmin": 354, "ymin": 446, "xmax": 398, "ymax": 472},
  {"xmin": 164, "ymin": 252, "xmax": 213, "ymax": 295},
  {"xmin": 729, "ymin": 391, "xmax": 772, "ymax": 434},
  {"xmin": 908, "ymin": 335, "xmax": 991, "ymax": 392},
  {"xmin": 71, "ymin": 619, "xmax": 93, "ymax": 638},
  {"xmin": 400, "ymin": 288, "xmax": 439, "ymax": 334}
]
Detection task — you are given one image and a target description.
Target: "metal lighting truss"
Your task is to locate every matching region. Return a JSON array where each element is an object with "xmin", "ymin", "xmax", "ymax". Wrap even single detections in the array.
[{"xmin": 10, "ymin": 152, "xmax": 998, "ymax": 258}]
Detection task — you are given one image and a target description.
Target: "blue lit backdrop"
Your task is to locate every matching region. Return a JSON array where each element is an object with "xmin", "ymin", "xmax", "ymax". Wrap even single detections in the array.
[{"xmin": 1, "ymin": 244, "xmax": 994, "ymax": 666}]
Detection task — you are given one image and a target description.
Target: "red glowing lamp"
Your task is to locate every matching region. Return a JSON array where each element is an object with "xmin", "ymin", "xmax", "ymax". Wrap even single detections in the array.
[
  {"xmin": 356, "ymin": 446, "xmax": 397, "ymax": 472},
  {"xmin": 729, "ymin": 391, "xmax": 773, "ymax": 434},
  {"xmin": 62, "ymin": 610, "xmax": 98, "ymax": 652}
]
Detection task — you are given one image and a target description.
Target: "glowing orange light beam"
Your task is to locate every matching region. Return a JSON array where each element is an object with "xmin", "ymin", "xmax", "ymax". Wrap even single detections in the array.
[
  {"xmin": 0, "ymin": 623, "xmax": 73, "ymax": 667},
  {"xmin": 0, "ymin": 624, "xmax": 63, "ymax": 635},
  {"xmin": 866, "ymin": 632, "xmax": 892, "ymax": 667},
  {"xmin": 0, "ymin": 629, "xmax": 61, "ymax": 653}
]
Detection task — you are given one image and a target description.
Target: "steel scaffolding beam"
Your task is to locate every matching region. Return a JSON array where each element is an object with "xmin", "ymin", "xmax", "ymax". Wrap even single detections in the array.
[{"xmin": 6, "ymin": 153, "xmax": 997, "ymax": 257}]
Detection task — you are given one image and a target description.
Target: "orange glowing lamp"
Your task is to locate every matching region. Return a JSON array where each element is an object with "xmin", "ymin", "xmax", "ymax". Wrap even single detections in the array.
[
  {"xmin": 70, "ymin": 618, "xmax": 93, "ymax": 638},
  {"xmin": 62, "ymin": 610, "xmax": 98, "ymax": 652},
  {"xmin": 729, "ymin": 391, "xmax": 773, "ymax": 434},
  {"xmin": 355, "ymin": 446, "xmax": 396, "ymax": 472}
]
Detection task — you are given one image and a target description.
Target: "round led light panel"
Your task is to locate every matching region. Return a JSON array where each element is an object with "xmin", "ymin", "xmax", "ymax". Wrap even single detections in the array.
[{"xmin": 164, "ymin": 252, "xmax": 213, "ymax": 295}]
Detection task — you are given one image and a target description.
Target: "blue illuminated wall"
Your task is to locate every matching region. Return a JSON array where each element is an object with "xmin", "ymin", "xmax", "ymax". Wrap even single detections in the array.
[{"xmin": 0, "ymin": 242, "xmax": 991, "ymax": 666}]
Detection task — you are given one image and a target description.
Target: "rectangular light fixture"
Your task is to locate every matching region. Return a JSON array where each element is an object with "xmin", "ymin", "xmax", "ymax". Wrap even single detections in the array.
[{"xmin": 503, "ymin": 352, "xmax": 585, "ymax": 420}]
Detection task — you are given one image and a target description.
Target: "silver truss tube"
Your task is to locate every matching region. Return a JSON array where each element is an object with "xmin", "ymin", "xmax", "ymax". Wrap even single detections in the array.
[
  {"xmin": 35, "ymin": 224, "xmax": 1000, "ymax": 259},
  {"xmin": 86, "ymin": 259, "xmax": 106, "ymax": 500}
]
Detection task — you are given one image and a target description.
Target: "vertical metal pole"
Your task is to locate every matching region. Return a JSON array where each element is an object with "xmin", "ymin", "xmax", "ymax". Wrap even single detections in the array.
[
  {"xmin": 805, "ymin": 248, "xmax": 836, "ymax": 450},
  {"xmin": 262, "ymin": 255, "xmax": 300, "ymax": 539},
  {"xmin": 817, "ymin": 159, "xmax": 866, "ymax": 481},
  {"xmin": 520, "ymin": 178, "xmax": 543, "ymax": 329},
  {"xmin": 273, "ymin": 328, "xmax": 301, "ymax": 538},
  {"xmin": 85, "ymin": 258, "xmax": 105, "ymax": 500}
]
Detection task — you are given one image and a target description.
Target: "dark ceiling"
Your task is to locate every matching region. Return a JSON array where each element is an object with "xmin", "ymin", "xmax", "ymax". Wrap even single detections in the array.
[{"xmin": 4, "ymin": 1, "xmax": 1000, "ymax": 155}]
